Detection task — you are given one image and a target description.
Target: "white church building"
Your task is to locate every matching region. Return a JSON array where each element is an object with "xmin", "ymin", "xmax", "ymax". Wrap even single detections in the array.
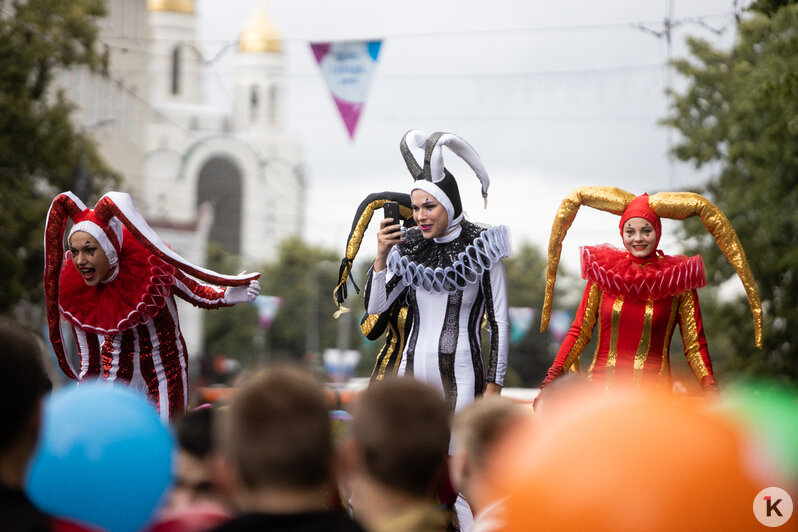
[{"xmin": 58, "ymin": 0, "xmax": 304, "ymax": 356}]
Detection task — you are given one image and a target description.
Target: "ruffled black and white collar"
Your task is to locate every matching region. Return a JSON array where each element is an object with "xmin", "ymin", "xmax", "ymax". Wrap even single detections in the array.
[{"xmin": 386, "ymin": 221, "xmax": 511, "ymax": 293}]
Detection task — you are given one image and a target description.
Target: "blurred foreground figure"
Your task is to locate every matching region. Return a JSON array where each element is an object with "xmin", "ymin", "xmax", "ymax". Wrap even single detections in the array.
[
  {"xmin": 0, "ymin": 321, "xmax": 55, "ymax": 531},
  {"xmin": 449, "ymin": 396, "xmax": 527, "ymax": 532},
  {"xmin": 341, "ymin": 377, "xmax": 452, "ymax": 532},
  {"xmin": 210, "ymin": 366, "xmax": 363, "ymax": 532},
  {"xmin": 485, "ymin": 384, "xmax": 781, "ymax": 532},
  {"xmin": 147, "ymin": 406, "xmax": 231, "ymax": 532}
]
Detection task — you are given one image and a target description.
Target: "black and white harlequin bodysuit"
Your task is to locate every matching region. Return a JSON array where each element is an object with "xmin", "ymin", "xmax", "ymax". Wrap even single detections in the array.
[{"xmin": 366, "ymin": 221, "xmax": 510, "ymax": 413}]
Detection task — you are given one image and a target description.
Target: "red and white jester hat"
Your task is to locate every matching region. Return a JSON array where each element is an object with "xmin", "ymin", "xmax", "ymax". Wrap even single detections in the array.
[{"xmin": 44, "ymin": 191, "xmax": 259, "ymax": 380}]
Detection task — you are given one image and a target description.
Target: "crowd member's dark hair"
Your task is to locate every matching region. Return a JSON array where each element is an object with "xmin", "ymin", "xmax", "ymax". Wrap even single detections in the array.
[
  {"xmin": 0, "ymin": 320, "xmax": 52, "ymax": 454},
  {"xmin": 174, "ymin": 406, "xmax": 214, "ymax": 459},
  {"xmin": 352, "ymin": 376, "xmax": 450, "ymax": 496}
]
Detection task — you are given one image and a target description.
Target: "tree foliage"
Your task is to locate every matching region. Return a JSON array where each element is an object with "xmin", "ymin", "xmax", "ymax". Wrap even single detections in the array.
[
  {"xmin": 662, "ymin": 3, "xmax": 798, "ymax": 383},
  {"xmin": 258, "ymin": 237, "xmax": 345, "ymax": 362},
  {"xmin": 501, "ymin": 240, "xmax": 557, "ymax": 387},
  {"xmin": 0, "ymin": 0, "xmax": 117, "ymax": 316},
  {"xmin": 203, "ymin": 238, "xmax": 358, "ymax": 373}
]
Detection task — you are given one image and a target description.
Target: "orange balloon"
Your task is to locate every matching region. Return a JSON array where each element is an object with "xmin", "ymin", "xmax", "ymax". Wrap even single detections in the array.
[{"xmin": 484, "ymin": 388, "xmax": 772, "ymax": 532}]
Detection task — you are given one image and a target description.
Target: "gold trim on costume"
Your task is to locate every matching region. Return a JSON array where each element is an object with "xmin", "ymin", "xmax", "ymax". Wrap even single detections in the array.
[
  {"xmin": 588, "ymin": 292, "xmax": 603, "ymax": 376},
  {"xmin": 541, "ymin": 187, "xmax": 635, "ymax": 333},
  {"xmin": 649, "ymin": 192, "xmax": 762, "ymax": 347},
  {"xmin": 678, "ymin": 291, "xmax": 710, "ymax": 381},
  {"xmin": 375, "ymin": 307, "xmax": 408, "ymax": 380},
  {"xmin": 658, "ymin": 297, "xmax": 679, "ymax": 390},
  {"xmin": 361, "ymin": 313, "xmax": 380, "ymax": 336},
  {"xmin": 563, "ymin": 284, "xmax": 600, "ymax": 371},
  {"xmin": 633, "ymin": 298, "xmax": 654, "ymax": 384},
  {"xmin": 605, "ymin": 296, "xmax": 624, "ymax": 391}
]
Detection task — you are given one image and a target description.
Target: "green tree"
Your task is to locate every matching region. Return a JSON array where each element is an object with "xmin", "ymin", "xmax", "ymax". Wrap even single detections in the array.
[
  {"xmin": 662, "ymin": 2, "xmax": 798, "ymax": 383},
  {"xmin": 203, "ymin": 238, "xmax": 359, "ymax": 373},
  {"xmin": 260, "ymin": 237, "xmax": 352, "ymax": 363},
  {"xmin": 501, "ymin": 241, "xmax": 554, "ymax": 387},
  {"xmin": 0, "ymin": 0, "xmax": 117, "ymax": 315},
  {"xmin": 201, "ymin": 243, "xmax": 258, "ymax": 367}
]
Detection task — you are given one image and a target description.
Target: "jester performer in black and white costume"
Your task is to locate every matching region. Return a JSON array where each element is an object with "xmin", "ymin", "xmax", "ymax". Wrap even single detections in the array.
[
  {"xmin": 332, "ymin": 191, "xmax": 415, "ymax": 382},
  {"xmin": 367, "ymin": 130, "xmax": 511, "ymax": 529},
  {"xmin": 368, "ymin": 130, "xmax": 511, "ymax": 411}
]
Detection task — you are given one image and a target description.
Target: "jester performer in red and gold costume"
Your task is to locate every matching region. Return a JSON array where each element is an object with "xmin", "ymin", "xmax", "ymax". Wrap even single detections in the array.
[
  {"xmin": 44, "ymin": 191, "xmax": 260, "ymax": 420},
  {"xmin": 537, "ymin": 187, "xmax": 762, "ymax": 396}
]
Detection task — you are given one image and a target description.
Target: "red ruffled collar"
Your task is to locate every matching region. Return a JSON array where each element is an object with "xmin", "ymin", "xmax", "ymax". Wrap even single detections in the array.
[
  {"xmin": 59, "ymin": 232, "xmax": 176, "ymax": 334},
  {"xmin": 581, "ymin": 244, "xmax": 705, "ymax": 300}
]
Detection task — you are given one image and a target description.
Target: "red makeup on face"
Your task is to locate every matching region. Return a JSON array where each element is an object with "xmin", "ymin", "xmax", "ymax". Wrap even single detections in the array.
[
  {"xmin": 411, "ymin": 189, "xmax": 449, "ymax": 239},
  {"xmin": 68, "ymin": 231, "xmax": 112, "ymax": 287}
]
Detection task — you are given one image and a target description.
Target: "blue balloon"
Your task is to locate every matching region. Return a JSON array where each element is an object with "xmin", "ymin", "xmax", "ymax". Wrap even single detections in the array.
[{"xmin": 26, "ymin": 383, "xmax": 174, "ymax": 532}]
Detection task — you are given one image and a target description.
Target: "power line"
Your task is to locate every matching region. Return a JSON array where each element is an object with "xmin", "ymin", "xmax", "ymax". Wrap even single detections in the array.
[
  {"xmin": 108, "ymin": 62, "xmax": 666, "ymax": 78},
  {"xmin": 96, "ymin": 10, "xmax": 737, "ymax": 45}
]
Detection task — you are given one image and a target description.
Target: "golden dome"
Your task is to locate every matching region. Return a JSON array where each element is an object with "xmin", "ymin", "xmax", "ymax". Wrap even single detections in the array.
[
  {"xmin": 239, "ymin": 2, "xmax": 282, "ymax": 53},
  {"xmin": 148, "ymin": 0, "xmax": 194, "ymax": 13}
]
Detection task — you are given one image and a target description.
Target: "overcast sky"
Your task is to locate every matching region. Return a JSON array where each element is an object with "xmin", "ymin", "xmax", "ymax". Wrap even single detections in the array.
[{"xmin": 197, "ymin": 0, "xmax": 746, "ymax": 279}]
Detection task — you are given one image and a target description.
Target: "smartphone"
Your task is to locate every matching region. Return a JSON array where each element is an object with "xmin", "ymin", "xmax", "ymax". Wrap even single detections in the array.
[{"xmin": 383, "ymin": 201, "xmax": 400, "ymax": 223}]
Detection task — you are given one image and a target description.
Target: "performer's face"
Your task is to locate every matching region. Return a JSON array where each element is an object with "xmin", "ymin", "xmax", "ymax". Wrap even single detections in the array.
[
  {"xmin": 411, "ymin": 190, "xmax": 449, "ymax": 239},
  {"xmin": 623, "ymin": 217, "xmax": 657, "ymax": 258},
  {"xmin": 68, "ymin": 231, "xmax": 112, "ymax": 287}
]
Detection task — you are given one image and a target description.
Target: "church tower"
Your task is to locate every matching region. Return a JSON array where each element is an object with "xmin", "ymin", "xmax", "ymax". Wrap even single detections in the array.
[
  {"xmin": 147, "ymin": 0, "xmax": 203, "ymax": 105},
  {"xmin": 141, "ymin": 0, "xmax": 305, "ymax": 266},
  {"xmin": 235, "ymin": 2, "xmax": 284, "ymax": 131}
]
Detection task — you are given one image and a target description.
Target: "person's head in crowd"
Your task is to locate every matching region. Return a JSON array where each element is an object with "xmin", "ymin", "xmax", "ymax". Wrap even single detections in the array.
[
  {"xmin": 214, "ymin": 365, "xmax": 335, "ymax": 513},
  {"xmin": 341, "ymin": 376, "xmax": 450, "ymax": 531},
  {"xmin": 0, "ymin": 320, "xmax": 52, "ymax": 487},
  {"xmin": 450, "ymin": 396, "xmax": 526, "ymax": 515},
  {"xmin": 163, "ymin": 405, "xmax": 230, "ymax": 514}
]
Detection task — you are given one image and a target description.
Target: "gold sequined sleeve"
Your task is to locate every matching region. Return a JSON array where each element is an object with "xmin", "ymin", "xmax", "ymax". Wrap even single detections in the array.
[
  {"xmin": 551, "ymin": 282, "xmax": 600, "ymax": 372},
  {"xmin": 677, "ymin": 290, "xmax": 717, "ymax": 390}
]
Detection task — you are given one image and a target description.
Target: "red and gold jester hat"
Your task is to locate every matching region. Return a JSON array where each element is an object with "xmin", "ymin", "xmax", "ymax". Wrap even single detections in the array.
[
  {"xmin": 44, "ymin": 191, "xmax": 259, "ymax": 380},
  {"xmin": 539, "ymin": 186, "xmax": 763, "ymax": 348}
]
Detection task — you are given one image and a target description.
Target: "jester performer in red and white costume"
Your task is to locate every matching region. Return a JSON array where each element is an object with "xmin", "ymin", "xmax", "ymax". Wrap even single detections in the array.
[
  {"xmin": 537, "ymin": 187, "xmax": 762, "ymax": 397},
  {"xmin": 44, "ymin": 191, "xmax": 260, "ymax": 420}
]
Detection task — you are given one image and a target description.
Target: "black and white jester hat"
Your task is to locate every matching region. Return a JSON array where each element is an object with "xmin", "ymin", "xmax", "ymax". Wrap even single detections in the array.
[{"xmin": 404, "ymin": 130, "xmax": 490, "ymax": 232}]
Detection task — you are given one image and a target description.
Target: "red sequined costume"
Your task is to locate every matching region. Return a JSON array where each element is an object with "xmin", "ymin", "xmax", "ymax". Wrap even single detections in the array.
[
  {"xmin": 45, "ymin": 192, "xmax": 260, "ymax": 420},
  {"xmin": 542, "ymin": 244, "xmax": 716, "ymax": 392},
  {"xmin": 58, "ymin": 228, "xmax": 234, "ymax": 418},
  {"xmin": 538, "ymin": 187, "xmax": 763, "ymax": 398}
]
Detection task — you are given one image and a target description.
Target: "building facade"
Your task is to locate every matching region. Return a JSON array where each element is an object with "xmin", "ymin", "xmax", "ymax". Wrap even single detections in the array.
[{"xmin": 57, "ymin": 0, "xmax": 305, "ymax": 357}]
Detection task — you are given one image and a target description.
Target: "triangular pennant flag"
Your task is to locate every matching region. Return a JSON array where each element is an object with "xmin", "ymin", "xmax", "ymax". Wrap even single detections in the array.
[
  {"xmin": 508, "ymin": 307, "xmax": 537, "ymax": 345},
  {"xmin": 310, "ymin": 40, "xmax": 382, "ymax": 140},
  {"xmin": 254, "ymin": 295, "xmax": 282, "ymax": 330}
]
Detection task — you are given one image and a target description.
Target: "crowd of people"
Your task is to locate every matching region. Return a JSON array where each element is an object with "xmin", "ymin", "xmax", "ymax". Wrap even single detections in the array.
[
  {"xmin": 2, "ymin": 322, "xmax": 790, "ymax": 532},
  {"xmin": 0, "ymin": 130, "xmax": 790, "ymax": 531}
]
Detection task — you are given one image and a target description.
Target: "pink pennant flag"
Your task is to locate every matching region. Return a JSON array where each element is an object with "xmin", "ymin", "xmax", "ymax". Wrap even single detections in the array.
[{"xmin": 311, "ymin": 41, "xmax": 382, "ymax": 140}]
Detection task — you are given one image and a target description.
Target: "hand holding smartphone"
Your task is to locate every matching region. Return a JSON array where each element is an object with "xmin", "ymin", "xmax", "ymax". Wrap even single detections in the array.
[
  {"xmin": 383, "ymin": 201, "xmax": 405, "ymax": 241},
  {"xmin": 383, "ymin": 201, "xmax": 400, "ymax": 223}
]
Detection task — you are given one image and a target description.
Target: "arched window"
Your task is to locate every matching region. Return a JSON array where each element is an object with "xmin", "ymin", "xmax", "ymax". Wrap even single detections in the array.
[
  {"xmin": 171, "ymin": 46, "xmax": 181, "ymax": 95},
  {"xmin": 250, "ymin": 85, "xmax": 259, "ymax": 123},
  {"xmin": 268, "ymin": 85, "xmax": 278, "ymax": 124},
  {"xmin": 197, "ymin": 157, "xmax": 242, "ymax": 255}
]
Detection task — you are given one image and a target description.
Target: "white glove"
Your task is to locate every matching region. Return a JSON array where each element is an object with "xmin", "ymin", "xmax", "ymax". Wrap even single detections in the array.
[{"xmin": 224, "ymin": 279, "xmax": 260, "ymax": 305}]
